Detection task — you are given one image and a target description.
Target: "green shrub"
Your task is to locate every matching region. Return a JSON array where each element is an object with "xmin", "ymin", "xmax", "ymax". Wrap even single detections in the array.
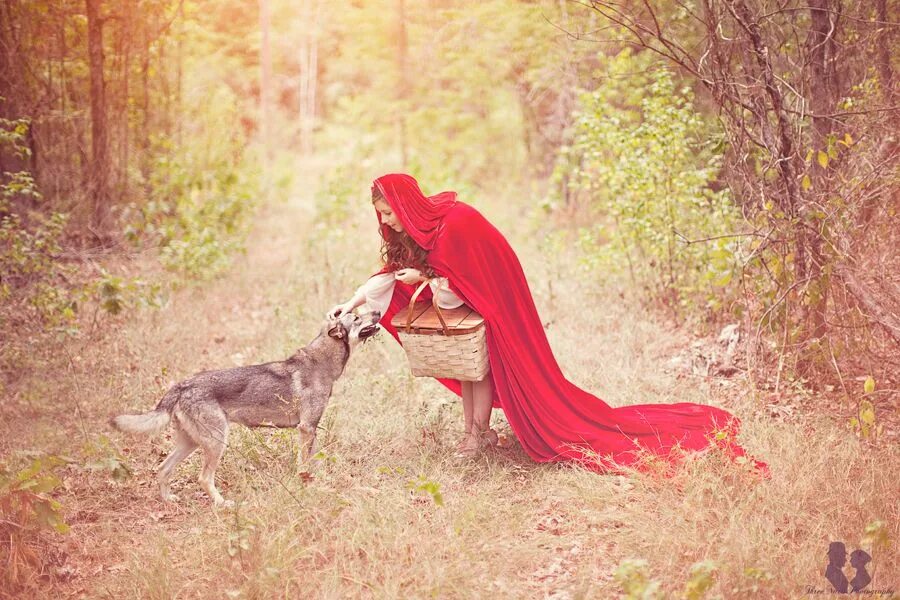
[
  {"xmin": 0, "ymin": 454, "xmax": 71, "ymax": 591},
  {"xmin": 124, "ymin": 90, "xmax": 260, "ymax": 281},
  {"xmin": 127, "ymin": 147, "xmax": 257, "ymax": 280},
  {"xmin": 614, "ymin": 558, "xmax": 662, "ymax": 599},
  {"xmin": 555, "ymin": 49, "xmax": 743, "ymax": 322}
]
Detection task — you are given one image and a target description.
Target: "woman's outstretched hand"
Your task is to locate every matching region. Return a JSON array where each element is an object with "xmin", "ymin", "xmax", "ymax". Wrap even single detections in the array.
[
  {"xmin": 395, "ymin": 268, "xmax": 425, "ymax": 285},
  {"xmin": 327, "ymin": 301, "xmax": 354, "ymax": 319}
]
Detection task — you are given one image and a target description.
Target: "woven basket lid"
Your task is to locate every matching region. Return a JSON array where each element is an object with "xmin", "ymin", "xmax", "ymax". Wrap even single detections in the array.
[{"xmin": 391, "ymin": 304, "xmax": 485, "ymax": 336}]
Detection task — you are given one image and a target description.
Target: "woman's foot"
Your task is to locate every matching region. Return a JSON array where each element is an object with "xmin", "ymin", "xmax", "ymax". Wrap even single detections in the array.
[
  {"xmin": 454, "ymin": 427, "xmax": 499, "ymax": 458},
  {"xmin": 454, "ymin": 431, "xmax": 471, "ymax": 454},
  {"xmin": 483, "ymin": 428, "xmax": 499, "ymax": 447},
  {"xmin": 454, "ymin": 428, "xmax": 499, "ymax": 449}
]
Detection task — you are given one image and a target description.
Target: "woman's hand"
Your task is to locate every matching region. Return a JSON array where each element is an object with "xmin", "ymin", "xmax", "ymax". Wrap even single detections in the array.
[
  {"xmin": 395, "ymin": 268, "xmax": 425, "ymax": 285},
  {"xmin": 327, "ymin": 301, "xmax": 355, "ymax": 319}
]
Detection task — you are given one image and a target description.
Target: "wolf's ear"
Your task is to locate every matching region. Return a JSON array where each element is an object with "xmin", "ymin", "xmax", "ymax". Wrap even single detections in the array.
[{"xmin": 328, "ymin": 324, "xmax": 346, "ymax": 339}]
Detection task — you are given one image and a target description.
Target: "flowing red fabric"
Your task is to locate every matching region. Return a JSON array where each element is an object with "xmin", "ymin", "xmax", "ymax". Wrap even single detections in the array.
[{"xmin": 370, "ymin": 173, "xmax": 769, "ymax": 479}]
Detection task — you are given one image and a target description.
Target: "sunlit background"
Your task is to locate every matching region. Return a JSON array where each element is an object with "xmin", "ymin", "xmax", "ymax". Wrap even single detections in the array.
[{"xmin": 1, "ymin": 0, "xmax": 897, "ymax": 596}]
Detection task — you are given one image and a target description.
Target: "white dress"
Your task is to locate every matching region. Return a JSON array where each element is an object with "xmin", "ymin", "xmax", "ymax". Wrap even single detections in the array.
[{"xmin": 355, "ymin": 273, "xmax": 464, "ymax": 316}]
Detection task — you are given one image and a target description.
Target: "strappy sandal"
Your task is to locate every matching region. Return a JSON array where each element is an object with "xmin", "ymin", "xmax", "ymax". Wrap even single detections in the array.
[
  {"xmin": 454, "ymin": 427, "xmax": 499, "ymax": 458},
  {"xmin": 454, "ymin": 428, "xmax": 498, "ymax": 450}
]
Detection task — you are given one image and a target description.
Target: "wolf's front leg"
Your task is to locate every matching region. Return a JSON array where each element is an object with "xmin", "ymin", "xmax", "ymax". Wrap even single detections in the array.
[{"xmin": 296, "ymin": 421, "xmax": 317, "ymax": 474}]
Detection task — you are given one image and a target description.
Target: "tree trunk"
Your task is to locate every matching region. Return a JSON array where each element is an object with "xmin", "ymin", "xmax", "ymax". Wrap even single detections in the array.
[
  {"xmin": 123, "ymin": 46, "xmax": 129, "ymax": 192},
  {"xmin": 732, "ymin": 0, "xmax": 827, "ymax": 371},
  {"xmin": 86, "ymin": 0, "xmax": 110, "ymax": 234},
  {"xmin": 804, "ymin": 0, "xmax": 836, "ymax": 347},
  {"xmin": 552, "ymin": 0, "xmax": 576, "ymax": 181},
  {"xmin": 259, "ymin": 0, "xmax": 272, "ymax": 186},
  {"xmin": 298, "ymin": 0, "xmax": 319, "ymax": 155},
  {"xmin": 307, "ymin": 3, "xmax": 319, "ymax": 155},
  {"xmin": 159, "ymin": 33, "xmax": 170, "ymax": 138},
  {"xmin": 139, "ymin": 47, "xmax": 150, "ymax": 183},
  {"xmin": 876, "ymin": 0, "xmax": 895, "ymax": 106},
  {"xmin": 176, "ymin": 0, "xmax": 183, "ymax": 149},
  {"xmin": 0, "ymin": 1, "xmax": 16, "ymax": 176},
  {"xmin": 120, "ymin": 10, "xmax": 131, "ymax": 200},
  {"xmin": 396, "ymin": 0, "xmax": 408, "ymax": 168}
]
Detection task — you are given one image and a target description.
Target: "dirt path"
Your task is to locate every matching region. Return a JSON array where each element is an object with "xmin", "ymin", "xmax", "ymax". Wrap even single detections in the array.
[{"xmin": 3, "ymin": 175, "xmax": 896, "ymax": 598}]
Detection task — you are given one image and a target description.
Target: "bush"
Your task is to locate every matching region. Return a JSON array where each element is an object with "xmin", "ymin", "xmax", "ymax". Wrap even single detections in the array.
[
  {"xmin": 126, "ymin": 137, "xmax": 258, "ymax": 281},
  {"xmin": 554, "ymin": 49, "xmax": 744, "ymax": 322},
  {"xmin": 0, "ymin": 454, "xmax": 70, "ymax": 592},
  {"xmin": 123, "ymin": 84, "xmax": 260, "ymax": 281}
]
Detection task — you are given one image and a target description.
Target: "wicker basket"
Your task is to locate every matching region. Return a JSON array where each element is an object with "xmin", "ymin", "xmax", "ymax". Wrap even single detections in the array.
[{"xmin": 391, "ymin": 278, "xmax": 489, "ymax": 381}]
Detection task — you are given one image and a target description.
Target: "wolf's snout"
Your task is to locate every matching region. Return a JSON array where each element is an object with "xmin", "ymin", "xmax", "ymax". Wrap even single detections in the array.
[
  {"xmin": 359, "ymin": 312, "xmax": 381, "ymax": 339},
  {"xmin": 359, "ymin": 325, "xmax": 379, "ymax": 338}
]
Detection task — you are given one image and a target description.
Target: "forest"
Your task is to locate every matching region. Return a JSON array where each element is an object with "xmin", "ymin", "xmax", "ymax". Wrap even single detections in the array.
[{"xmin": 1, "ymin": 0, "xmax": 897, "ymax": 597}]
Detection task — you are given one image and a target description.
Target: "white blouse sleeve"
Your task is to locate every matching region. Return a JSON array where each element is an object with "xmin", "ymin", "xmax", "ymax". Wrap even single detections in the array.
[
  {"xmin": 430, "ymin": 277, "xmax": 465, "ymax": 309},
  {"xmin": 355, "ymin": 273, "xmax": 465, "ymax": 315},
  {"xmin": 354, "ymin": 273, "xmax": 396, "ymax": 316}
]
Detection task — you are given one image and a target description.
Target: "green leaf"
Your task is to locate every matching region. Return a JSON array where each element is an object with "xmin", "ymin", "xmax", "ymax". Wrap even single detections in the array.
[
  {"xmin": 614, "ymin": 558, "xmax": 661, "ymax": 599},
  {"xmin": 683, "ymin": 560, "xmax": 718, "ymax": 600},
  {"xmin": 801, "ymin": 175, "xmax": 812, "ymax": 191},
  {"xmin": 862, "ymin": 520, "xmax": 890, "ymax": 551},
  {"xmin": 864, "ymin": 376, "xmax": 875, "ymax": 394},
  {"xmin": 408, "ymin": 477, "xmax": 444, "ymax": 506},
  {"xmin": 713, "ymin": 272, "xmax": 733, "ymax": 287},
  {"xmin": 54, "ymin": 521, "xmax": 71, "ymax": 534},
  {"xmin": 817, "ymin": 151, "xmax": 829, "ymax": 169},
  {"xmin": 16, "ymin": 459, "xmax": 44, "ymax": 484},
  {"xmin": 32, "ymin": 498, "xmax": 69, "ymax": 533},
  {"xmin": 860, "ymin": 400, "xmax": 875, "ymax": 426},
  {"xmin": 30, "ymin": 474, "xmax": 61, "ymax": 494}
]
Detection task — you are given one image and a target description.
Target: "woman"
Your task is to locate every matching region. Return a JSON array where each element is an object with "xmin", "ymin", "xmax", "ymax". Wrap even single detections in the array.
[{"xmin": 329, "ymin": 173, "xmax": 769, "ymax": 477}]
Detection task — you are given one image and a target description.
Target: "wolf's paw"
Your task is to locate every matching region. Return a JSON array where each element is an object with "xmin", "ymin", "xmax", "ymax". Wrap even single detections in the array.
[
  {"xmin": 214, "ymin": 497, "xmax": 235, "ymax": 509},
  {"xmin": 161, "ymin": 493, "xmax": 180, "ymax": 503}
]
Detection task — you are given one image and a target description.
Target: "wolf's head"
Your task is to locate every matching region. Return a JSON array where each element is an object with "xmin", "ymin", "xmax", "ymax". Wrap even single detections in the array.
[{"xmin": 324, "ymin": 310, "xmax": 381, "ymax": 350}]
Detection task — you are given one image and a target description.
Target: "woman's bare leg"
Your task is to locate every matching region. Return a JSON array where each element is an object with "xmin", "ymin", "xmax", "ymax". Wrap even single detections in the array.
[
  {"xmin": 457, "ymin": 381, "xmax": 474, "ymax": 449},
  {"xmin": 456, "ymin": 373, "xmax": 497, "ymax": 456},
  {"xmin": 471, "ymin": 376, "xmax": 493, "ymax": 436},
  {"xmin": 461, "ymin": 380, "xmax": 474, "ymax": 433}
]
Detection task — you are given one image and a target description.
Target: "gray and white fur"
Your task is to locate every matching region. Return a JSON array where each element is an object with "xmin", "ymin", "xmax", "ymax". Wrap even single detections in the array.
[{"xmin": 111, "ymin": 310, "xmax": 381, "ymax": 506}]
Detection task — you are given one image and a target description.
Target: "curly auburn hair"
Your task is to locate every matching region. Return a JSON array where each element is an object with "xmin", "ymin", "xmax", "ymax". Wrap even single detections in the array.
[{"xmin": 372, "ymin": 186, "xmax": 436, "ymax": 278}]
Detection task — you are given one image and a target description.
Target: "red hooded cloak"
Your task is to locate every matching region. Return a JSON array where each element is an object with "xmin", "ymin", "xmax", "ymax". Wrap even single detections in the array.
[{"xmin": 370, "ymin": 173, "xmax": 769, "ymax": 478}]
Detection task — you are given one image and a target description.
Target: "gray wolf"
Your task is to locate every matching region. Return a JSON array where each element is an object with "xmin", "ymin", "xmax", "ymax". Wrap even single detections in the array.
[{"xmin": 111, "ymin": 311, "xmax": 380, "ymax": 506}]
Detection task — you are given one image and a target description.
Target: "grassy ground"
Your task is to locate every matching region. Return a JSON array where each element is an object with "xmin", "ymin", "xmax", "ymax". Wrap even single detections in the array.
[{"xmin": 1, "ymin": 171, "xmax": 897, "ymax": 599}]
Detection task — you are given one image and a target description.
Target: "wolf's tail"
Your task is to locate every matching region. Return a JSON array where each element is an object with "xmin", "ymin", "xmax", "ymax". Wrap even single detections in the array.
[
  {"xmin": 111, "ymin": 410, "xmax": 170, "ymax": 435},
  {"xmin": 110, "ymin": 384, "xmax": 181, "ymax": 436}
]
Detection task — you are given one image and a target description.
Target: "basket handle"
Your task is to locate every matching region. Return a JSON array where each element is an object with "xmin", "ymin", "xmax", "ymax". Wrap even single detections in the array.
[
  {"xmin": 404, "ymin": 277, "xmax": 450, "ymax": 335},
  {"xmin": 430, "ymin": 278, "xmax": 451, "ymax": 335}
]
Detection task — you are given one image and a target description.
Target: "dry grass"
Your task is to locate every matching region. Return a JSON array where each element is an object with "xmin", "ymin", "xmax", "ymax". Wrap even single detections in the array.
[{"xmin": 1, "ymin": 169, "xmax": 897, "ymax": 599}]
